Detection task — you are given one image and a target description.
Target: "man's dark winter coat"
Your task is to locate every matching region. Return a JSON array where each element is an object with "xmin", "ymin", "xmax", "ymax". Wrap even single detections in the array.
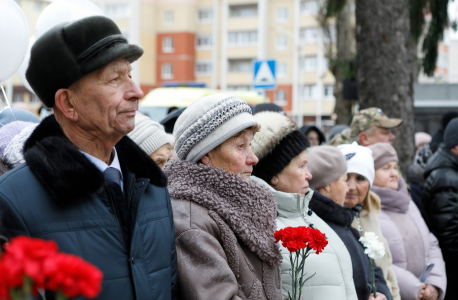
[
  {"xmin": 0, "ymin": 116, "xmax": 177, "ymax": 300},
  {"xmin": 309, "ymin": 191, "xmax": 393, "ymax": 300},
  {"xmin": 423, "ymin": 145, "xmax": 458, "ymax": 300}
]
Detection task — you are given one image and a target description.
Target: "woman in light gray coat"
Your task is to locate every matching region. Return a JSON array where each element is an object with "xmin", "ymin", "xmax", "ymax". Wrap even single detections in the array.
[
  {"xmin": 165, "ymin": 95, "xmax": 282, "ymax": 300},
  {"xmin": 369, "ymin": 143, "xmax": 447, "ymax": 300},
  {"xmin": 251, "ymin": 112, "xmax": 358, "ymax": 300}
]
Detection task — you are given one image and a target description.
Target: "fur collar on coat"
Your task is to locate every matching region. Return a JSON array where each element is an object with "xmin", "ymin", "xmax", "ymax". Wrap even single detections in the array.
[
  {"xmin": 22, "ymin": 115, "xmax": 167, "ymax": 204},
  {"xmin": 164, "ymin": 159, "xmax": 282, "ymax": 266}
]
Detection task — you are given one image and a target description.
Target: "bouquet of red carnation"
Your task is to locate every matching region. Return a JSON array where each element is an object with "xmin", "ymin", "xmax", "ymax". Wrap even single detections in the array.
[
  {"xmin": 274, "ymin": 226, "xmax": 328, "ymax": 300},
  {"xmin": 0, "ymin": 236, "xmax": 103, "ymax": 300}
]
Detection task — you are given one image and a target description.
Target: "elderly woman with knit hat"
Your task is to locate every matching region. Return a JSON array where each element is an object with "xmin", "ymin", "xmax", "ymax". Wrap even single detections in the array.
[
  {"xmin": 164, "ymin": 95, "xmax": 282, "ymax": 300},
  {"xmin": 337, "ymin": 142, "xmax": 400, "ymax": 300},
  {"xmin": 307, "ymin": 145, "xmax": 392, "ymax": 300},
  {"xmin": 369, "ymin": 143, "xmax": 447, "ymax": 300},
  {"xmin": 250, "ymin": 112, "xmax": 358, "ymax": 300},
  {"xmin": 127, "ymin": 112, "xmax": 173, "ymax": 169}
]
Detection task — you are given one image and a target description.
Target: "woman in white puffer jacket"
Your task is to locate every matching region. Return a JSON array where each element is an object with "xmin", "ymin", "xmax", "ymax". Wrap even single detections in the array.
[{"xmin": 250, "ymin": 112, "xmax": 358, "ymax": 300}]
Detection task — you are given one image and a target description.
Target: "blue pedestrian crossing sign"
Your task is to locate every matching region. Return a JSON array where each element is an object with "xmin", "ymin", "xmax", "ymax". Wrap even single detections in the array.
[{"xmin": 253, "ymin": 59, "xmax": 276, "ymax": 90}]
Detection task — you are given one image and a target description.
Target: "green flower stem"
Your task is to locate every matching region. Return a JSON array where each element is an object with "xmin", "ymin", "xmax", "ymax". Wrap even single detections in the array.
[
  {"xmin": 56, "ymin": 291, "xmax": 67, "ymax": 300},
  {"xmin": 370, "ymin": 258, "xmax": 377, "ymax": 298}
]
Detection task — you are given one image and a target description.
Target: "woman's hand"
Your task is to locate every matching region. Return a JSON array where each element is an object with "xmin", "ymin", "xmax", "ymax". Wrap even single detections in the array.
[
  {"xmin": 368, "ymin": 292, "xmax": 387, "ymax": 300},
  {"xmin": 416, "ymin": 283, "xmax": 427, "ymax": 300},
  {"xmin": 422, "ymin": 284, "xmax": 439, "ymax": 300}
]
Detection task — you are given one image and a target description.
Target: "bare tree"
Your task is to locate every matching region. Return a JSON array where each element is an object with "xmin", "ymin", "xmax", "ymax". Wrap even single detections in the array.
[{"xmin": 356, "ymin": 0, "xmax": 415, "ymax": 174}]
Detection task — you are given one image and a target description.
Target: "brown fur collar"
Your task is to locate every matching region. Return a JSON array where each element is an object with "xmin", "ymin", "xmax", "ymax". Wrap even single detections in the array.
[{"xmin": 165, "ymin": 159, "xmax": 282, "ymax": 266}]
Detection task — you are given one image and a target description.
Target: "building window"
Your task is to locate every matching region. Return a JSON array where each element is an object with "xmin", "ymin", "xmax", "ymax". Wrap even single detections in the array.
[
  {"xmin": 300, "ymin": 85, "xmax": 316, "ymax": 99},
  {"xmin": 161, "ymin": 64, "xmax": 173, "ymax": 79},
  {"xmin": 300, "ymin": 0, "xmax": 319, "ymax": 15},
  {"xmin": 162, "ymin": 37, "xmax": 174, "ymax": 53},
  {"xmin": 324, "ymin": 85, "xmax": 334, "ymax": 98},
  {"xmin": 276, "ymin": 7, "xmax": 288, "ymax": 23},
  {"xmin": 229, "ymin": 4, "xmax": 257, "ymax": 18},
  {"xmin": 228, "ymin": 31, "xmax": 257, "ymax": 47},
  {"xmin": 12, "ymin": 91, "xmax": 24, "ymax": 103},
  {"xmin": 275, "ymin": 90, "xmax": 287, "ymax": 106},
  {"xmin": 196, "ymin": 61, "xmax": 212, "ymax": 76},
  {"xmin": 197, "ymin": 8, "xmax": 213, "ymax": 22},
  {"xmin": 277, "ymin": 62, "xmax": 287, "ymax": 78},
  {"xmin": 276, "ymin": 35, "xmax": 288, "ymax": 50},
  {"xmin": 227, "ymin": 85, "xmax": 251, "ymax": 91},
  {"xmin": 106, "ymin": 3, "xmax": 131, "ymax": 19},
  {"xmin": 164, "ymin": 11, "xmax": 174, "ymax": 25},
  {"xmin": 299, "ymin": 56, "xmax": 317, "ymax": 72},
  {"xmin": 228, "ymin": 59, "xmax": 252, "ymax": 72},
  {"xmin": 196, "ymin": 34, "xmax": 213, "ymax": 49},
  {"xmin": 300, "ymin": 27, "xmax": 318, "ymax": 44}
]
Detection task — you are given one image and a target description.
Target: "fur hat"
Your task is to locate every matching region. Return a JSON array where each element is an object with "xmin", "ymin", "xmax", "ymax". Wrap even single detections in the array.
[
  {"xmin": 173, "ymin": 94, "xmax": 256, "ymax": 162},
  {"xmin": 26, "ymin": 16, "xmax": 143, "ymax": 108},
  {"xmin": 338, "ymin": 142, "xmax": 375, "ymax": 187},
  {"xmin": 128, "ymin": 113, "xmax": 170, "ymax": 156},
  {"xmin": 251, "ymin": 112, "xmax": 310, "ymax": 183},
  {"xmin": 307, "ymin": 146, "xmax": 347, "ymax": 189}
]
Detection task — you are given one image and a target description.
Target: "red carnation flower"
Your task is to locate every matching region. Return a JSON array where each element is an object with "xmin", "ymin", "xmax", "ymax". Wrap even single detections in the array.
[
  {"xmin": 307, "ymin": 228, "xmax": 328, "ymax": 254},
  {"xmin": 275, "ymin": 226, "xmax": 311, "ymax": 253},
  {"xmin": 43, "ymin": 253, "xmax": 103, "ymax": 299}
]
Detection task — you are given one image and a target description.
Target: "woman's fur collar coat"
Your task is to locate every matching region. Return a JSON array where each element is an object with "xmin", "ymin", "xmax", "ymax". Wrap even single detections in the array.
[{"xmin": 165, "ymin": 160, "xmax": 282, "ymax": 300}]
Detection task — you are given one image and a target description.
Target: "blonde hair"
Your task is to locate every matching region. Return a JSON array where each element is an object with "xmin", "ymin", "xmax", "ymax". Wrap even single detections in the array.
[{"xmin": 362, "ymin": 190, "xmax": 381, "ymax": 212}]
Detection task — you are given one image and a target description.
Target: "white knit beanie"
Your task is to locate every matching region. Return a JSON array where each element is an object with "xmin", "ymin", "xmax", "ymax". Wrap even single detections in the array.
[
  {"xmin": 128, "ymin": 113, "xmax": 170, "ymax": 156},
  {"xmin": 337, "ymin": 142, "xmax": 375, "ymax": 187},
  {"xmin": 173, "ymin": 94, "xmax": 256, "ymax": 162}
]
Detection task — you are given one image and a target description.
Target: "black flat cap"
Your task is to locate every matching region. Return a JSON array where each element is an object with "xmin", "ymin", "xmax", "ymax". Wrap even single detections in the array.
[{"xmin": 26, "ymin": 16, "xmax": 143, "ymax": 108}]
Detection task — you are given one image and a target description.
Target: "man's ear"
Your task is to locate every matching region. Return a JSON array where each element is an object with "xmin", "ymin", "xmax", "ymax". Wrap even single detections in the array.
[
  {"xmin": 54, "ymin": 89, "xmax": 78, "ymax": 121},
  {"xmin": 201, "ymin": 154, "xmax": 211, "ymax": 166},
  {"xmin": 359, "ymin": 132, "xmax": 369, "ymax": 146}
]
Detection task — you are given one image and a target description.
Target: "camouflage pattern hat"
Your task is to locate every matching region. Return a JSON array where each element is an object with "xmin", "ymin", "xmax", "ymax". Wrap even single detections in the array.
[
  {"xmin": 326, "ymin": 128, "xmax": 352, "ymax": 146},
  {"xmin": 350, "ymin": 107, "xmax": 402, "ymax": 138}
]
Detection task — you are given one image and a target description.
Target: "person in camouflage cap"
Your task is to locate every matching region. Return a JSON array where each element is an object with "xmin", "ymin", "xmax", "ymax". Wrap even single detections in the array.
[{"xmin": 327, "ymin": 107, "xmax": 402, "ymax": 146}]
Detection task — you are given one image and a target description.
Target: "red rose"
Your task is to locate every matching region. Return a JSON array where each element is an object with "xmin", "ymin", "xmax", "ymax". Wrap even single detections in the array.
[
  {"xmin": 307, "ymin": 228, "xmax": 328, "ymax": 254},
  {"xmin": 43, "ymin": 253, "xmax": 103, "ymax": 298}
]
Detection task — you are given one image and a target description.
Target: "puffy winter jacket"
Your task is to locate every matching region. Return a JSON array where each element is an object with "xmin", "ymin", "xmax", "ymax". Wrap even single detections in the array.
[
  {"xmin": 251, "ymin": 176, "xmax": 358, "ymax": 300},
  {"xmin": 423, "ymin": 146, "xmax": 458, "ymax": 252},
  {"xmin": 373, "ymin": 179, "xmax": 446, "ymax": 300},
  {"xmin": 309, "ymin": 191, "xmax": 392, "ymax": 300},
  {"xmin": 0, "ymin": 116, "xmax": 178, "ymax": 300}
]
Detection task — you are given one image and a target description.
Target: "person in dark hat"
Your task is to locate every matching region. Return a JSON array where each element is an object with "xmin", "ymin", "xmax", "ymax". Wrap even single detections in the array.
[
  {"xmin": 300, "ymin": 125, "xmax": 326, "ymax": 146},
  {"xmin": 0, "ymin": 16, "xmax": 177, "ymax": 299},
  {"xmin": 253, "ymin": 103, "xmax": 286, "ymax": 115}
]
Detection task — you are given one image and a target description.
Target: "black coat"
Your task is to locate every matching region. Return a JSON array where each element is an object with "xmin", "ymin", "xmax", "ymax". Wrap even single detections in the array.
[
  {"xmin": 309, "ymin": 191, "xmax": 392, "ymax": 300},
  {"xmin": 423, "ymin": 146, "xmax": 458, "ymax": 253},
  {"xmin": 0, "ymin": 116, "xmax": 177, "ymax": 300}
]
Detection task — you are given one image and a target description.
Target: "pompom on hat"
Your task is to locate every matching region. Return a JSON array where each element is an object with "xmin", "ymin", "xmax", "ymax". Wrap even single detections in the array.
[
  {"xmin": 251, "ymin": 112, "xmax": 310, "ymax": 183},
  {"xmin": 338, "ymin": 142, "xmax": 375, "ymax": 187},
  {"xmin": 173, "ymin": 94, "xmax": 256, "ymax": 162}
]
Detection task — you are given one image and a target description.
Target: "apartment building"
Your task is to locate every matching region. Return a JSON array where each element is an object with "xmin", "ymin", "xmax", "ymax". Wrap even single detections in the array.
[{"xmin": 6, "ymin": 0, "xmax": 337, "ymax": 122}]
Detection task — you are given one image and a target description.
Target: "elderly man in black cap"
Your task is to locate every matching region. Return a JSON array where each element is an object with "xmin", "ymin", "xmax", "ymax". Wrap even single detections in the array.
[{"xmin": 0, "ymin": 16, "xmax": 177, "ymax": 299}]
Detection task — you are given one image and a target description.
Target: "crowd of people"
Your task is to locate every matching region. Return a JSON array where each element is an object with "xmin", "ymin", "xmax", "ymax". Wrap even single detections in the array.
[{"xmin": 0, "ymin": 15, "xmax": 457, "ymax": 300}]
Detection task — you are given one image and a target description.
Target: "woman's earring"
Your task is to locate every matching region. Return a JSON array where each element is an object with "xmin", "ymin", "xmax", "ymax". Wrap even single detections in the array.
[
  {"xmin": 327, "ymin": 192, "xmax": 330, "ymax": 195},
  {"xmin": 271, "ymin": 178, "xmax": 278, "ymax": 185}
]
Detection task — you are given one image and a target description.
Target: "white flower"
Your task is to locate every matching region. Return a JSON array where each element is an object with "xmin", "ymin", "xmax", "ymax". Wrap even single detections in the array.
[{"xmin": 359, "ymin": 232, "xmax": 385, "ymax": 260}]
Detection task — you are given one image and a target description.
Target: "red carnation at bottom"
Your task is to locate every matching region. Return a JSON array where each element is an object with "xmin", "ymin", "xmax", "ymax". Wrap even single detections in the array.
[
  {"xmin": 43, "ymin": 253, "xmax": 103, "ymax": 298},
  {"xmin": 274, "ymin": 226, "xmax": 328, "ymax": 300}
]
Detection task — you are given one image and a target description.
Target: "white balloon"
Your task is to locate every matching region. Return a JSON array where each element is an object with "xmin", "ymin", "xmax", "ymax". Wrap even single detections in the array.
[
  {"xmin": 0, "ymin": 0, "xmax": 29, "ymax": 83},
  {"xmin": 18, "ymin": 36, "xmax": 36, "ymax": 94},
  {"xmin": 35, "ymin": 0, "xmax": 104, "ymax": 40}
]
